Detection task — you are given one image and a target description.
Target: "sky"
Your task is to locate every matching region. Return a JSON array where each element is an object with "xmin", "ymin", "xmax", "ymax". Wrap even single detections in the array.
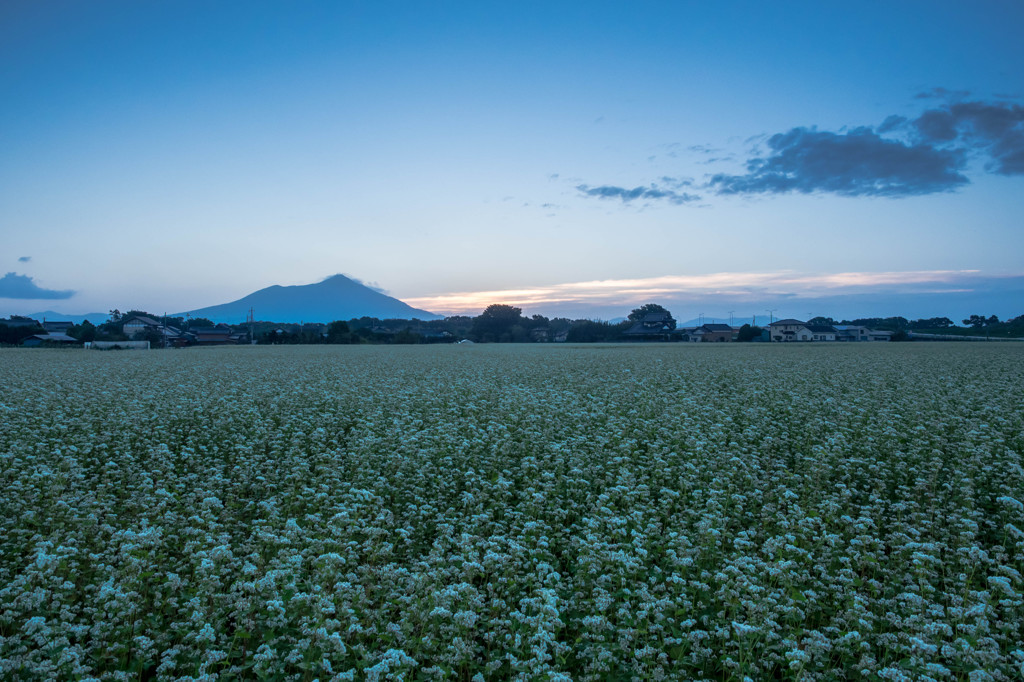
[{"xmin": 2, "ymin": 1, "xmax": 1023, "ymax": 322}]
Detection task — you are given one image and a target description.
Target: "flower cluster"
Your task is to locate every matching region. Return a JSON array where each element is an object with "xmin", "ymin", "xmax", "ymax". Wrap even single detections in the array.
[{"xmin": 1, "ymin": 343, "xmax": 1022, "ymax": 679}]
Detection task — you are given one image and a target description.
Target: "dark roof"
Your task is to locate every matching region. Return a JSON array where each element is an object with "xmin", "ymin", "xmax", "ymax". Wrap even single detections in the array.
[
  {"xmin": 123, "ymin": 315, "xmax": 161, "ymax": 326},
  {"xmin": 806, "ymin": 324, "xmax": 836, "ymax": 333},
  {"xmin": 701, "ymin": 323, "xmax": 733, "ymax": 332},
  {"xmin": 625, "ymin": 323, "xmax": 673, "ymax": 335},
  {"xmin": 770, "ymin": 318, "xmax": 805, "ymax": 326},
  {"xmin": 25, "ymin": 333, "xmax": 77, "ymax": 343}
]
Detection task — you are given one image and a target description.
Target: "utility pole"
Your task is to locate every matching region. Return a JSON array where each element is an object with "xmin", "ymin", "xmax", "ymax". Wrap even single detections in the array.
[
  {"xmin": 767, "ymin": 308, "xmax": 777, "ymax": 325},
  {"xmin": 247, "ymin": 308, "xmax": 255, "ymax": 344},
  {"xmin": 728, "ymin": 310, "xmax": 735, "ymax": 326}
]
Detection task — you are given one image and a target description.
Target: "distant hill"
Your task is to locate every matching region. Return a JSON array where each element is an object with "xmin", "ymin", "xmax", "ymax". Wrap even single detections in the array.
[
  {"xmin": 24, "ymin": 310, "xmax": 109, "ymax": 325},
  {"xmin": 176, "ymin": 275, "xmax": 440, "ymax": 323}
]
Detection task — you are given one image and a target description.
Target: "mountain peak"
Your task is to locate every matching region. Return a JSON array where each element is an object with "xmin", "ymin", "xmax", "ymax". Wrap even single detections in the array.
[{"xmin": 176, "ymin": 276, "xmax": 438, "ymax": 323}]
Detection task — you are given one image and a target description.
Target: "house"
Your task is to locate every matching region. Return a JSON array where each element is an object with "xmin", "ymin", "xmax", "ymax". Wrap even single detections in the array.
[
  {"xmin": 806, "ymin": 324, "xmax": 837, "ymax": 342},
  {"xmin": 22, "ymin": 333, "xmax": 79, "ymax": 347},
  {"xmin": 674, "ymin": 327, "xmax": 703, "ymax": 342},
  {"xmin": 191, "ymin": 325, "xmax": 235, "ymax": 344},
  {"xmin": 833, "ymin": 325, "xmax": 870, "ymax": 342},
  {"xmin": 42, "ymin": 320, "xmax": 74, "ymax": 333},
  {"xmin": 768, "ymin": 319, "xmax": 812, "ymax": 342},
  {"xmin": 122, "ymin": 315, "xmax": 163, "ymax": 339},
  {"xmin": 832, "ymin": 325, "xmax": 892, "ymax": 341},
  {"xmin": 159, "ymin": 326, "xmax": 190, "ymax": 346},
  {"xmin": 698, "ymin": 323, "xmax": 735, "ymax": 342},
  {"xmin": 624, "ymin": 312, "xmax": 677, "ymax": 340}
]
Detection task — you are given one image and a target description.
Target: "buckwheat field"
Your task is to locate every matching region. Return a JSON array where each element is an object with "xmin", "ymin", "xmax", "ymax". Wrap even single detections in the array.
[{"xmin": 1, "ymin": 344, "xmax": 1023, "ymax": 681}]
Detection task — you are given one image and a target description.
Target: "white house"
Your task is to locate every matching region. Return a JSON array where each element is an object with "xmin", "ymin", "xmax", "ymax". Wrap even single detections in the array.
[{"xmin": 768, "ymin": 319, "xmax": 812, "ymax": 342}]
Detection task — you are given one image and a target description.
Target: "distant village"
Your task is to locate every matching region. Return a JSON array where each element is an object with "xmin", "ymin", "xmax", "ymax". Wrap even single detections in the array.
[{"xmin": 4, "ymin": 304, "xmax": 1020, "ymax": 348}]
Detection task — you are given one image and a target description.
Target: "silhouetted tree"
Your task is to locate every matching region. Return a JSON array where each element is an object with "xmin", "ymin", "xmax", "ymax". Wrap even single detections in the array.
[
  {"xmin": 471, "ymin": 304, "xmax": 524, "ymax": 342},
  {"xmin": 326, "ymin": 320, "xmax": 351, "ymax": 344},
  {"xmin": 69, "ymin": 320, "xmax": 96, "ymax": 343},
  {"xmin": 628, "ymin": 303, "xmax": 670, "ymax": 322},
  {"xmin": 393, "ymin": 327, "xmax": 421, "ymax": 344},
  {"xmin": 736, "ymin": 324, "xmax": 764, "ymax": 342},
  {"xmin": 186, "ymin": 317, "xmax": 215, "ymax": 330}
]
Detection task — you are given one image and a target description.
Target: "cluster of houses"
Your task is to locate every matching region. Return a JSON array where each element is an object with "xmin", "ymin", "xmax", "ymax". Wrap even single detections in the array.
[
  {"xmin": 18, "ymin": 319, "xmax": 80, "ymax": 347},
  {"xmin": 120, "ymin": 315, "xmax": 250, "ymax": 347},
  {"xmin": 766, "ymin": 318, "xmax": 893, "ymax": 342},
  {"xmin": 10, "ymin": 315, "xmax": 251, "ymax": 348},
  {"xmin": 624, "ymin": 313, "xmax": 893, "ymax": 342}
]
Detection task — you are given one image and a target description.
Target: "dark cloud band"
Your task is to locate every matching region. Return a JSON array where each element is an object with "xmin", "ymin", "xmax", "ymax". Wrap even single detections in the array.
[
  {"xmin": 574, "ymin": 96, "xmax": 1023, "ymax": 205},
  {"xmin": 709, "ymin": 127, "xmax": 969, "ymax": 197},
  {"xmin": 0, "ymin": 272, "xmax": 75, "ymax": 300},
  {"xmin": 576, "ymin": 184, "xmax": 700, "ymax": 205}
]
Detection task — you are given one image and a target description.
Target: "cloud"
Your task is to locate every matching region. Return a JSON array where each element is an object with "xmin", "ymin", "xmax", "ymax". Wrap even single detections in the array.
[
  {"xmin": 341, "ymin": 273, "xmax": 388, "ymax": 295},
  {"xmin": 709, "ymin": 127, "xmax": 969, "ymax": 197},
  {"xmin": 576, "ymin": 183, "xmax": 700, "ymax": 205},
  {"xmin": 0, "ymin": 272, "xmax": 75, "ymax": 300},
  {"xmin": 711, "ymin": 97, "xmax": 1024, "ymax": 198},
  {"xmin": 18, "ymin": 256, "xmax": 31, "ymax": 263},
  {"xmin": 908, "ymin": 100, "xmax": 1024, "ymax": 175},
  {"xmin": 404, "ymin": 269, "xmax": 1001, "ymax": 315},
  {"xmin": 914, "ymin": 87, "xmax": 971, "ymax": 101},
  {"xmin": 572, "ymin": 96, "xmax": 1023, "ymax": 205}
]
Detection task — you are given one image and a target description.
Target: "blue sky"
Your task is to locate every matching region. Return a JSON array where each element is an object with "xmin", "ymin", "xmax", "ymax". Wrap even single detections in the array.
[{"xmin": 2, "ymin": 1, "xmax": 1022, "ymax": 321}]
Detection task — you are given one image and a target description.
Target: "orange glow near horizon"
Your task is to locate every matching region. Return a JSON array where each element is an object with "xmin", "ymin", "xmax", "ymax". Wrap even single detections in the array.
[{"xmin": 403, "ymin": 269, "xmax": 990, "ymax": 314}]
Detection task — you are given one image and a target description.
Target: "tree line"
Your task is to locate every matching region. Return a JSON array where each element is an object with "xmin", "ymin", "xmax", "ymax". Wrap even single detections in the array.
[{"xmin": 4, "ymin": 306, "xmax": 1023, "ymax": 346}]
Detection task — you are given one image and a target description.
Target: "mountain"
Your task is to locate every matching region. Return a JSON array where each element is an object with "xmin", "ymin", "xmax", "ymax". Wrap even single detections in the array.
[
  {"xmin": 25, "ymin": 311, "xmax": 110, "ymax": 325},
  {"xmin": 176, "ymin": 275, "xmax": 440, "ymax": 323}
]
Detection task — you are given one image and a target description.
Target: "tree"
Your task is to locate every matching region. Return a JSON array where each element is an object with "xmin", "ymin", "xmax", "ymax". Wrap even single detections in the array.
[
  {"xmin": 393, "ymin": 327, "xmax": 421, "ymax": 344},
  {"xmin": 0, "ymin": 322, "xmax": 42, "ymax": 345},
  {"xmin": 807, "ymin": 316, "xmax": 836, "ymax": 326},
  {"xmin": 908, "ymin": 317, "xmax": 954, "ymax": 330},
  {"xmin": 326, "ymin": 320, "xmax": 351, "ymax": 344},
  {"xmin": 140, "ymin": 326, "xmax": 164, "ymax": 348},
  {"xmin": 186, "ymin": 317, "xmax": 215, "ymax": 330},
  {"xmin": 108, "ymin": 309, "xmax": 122, "ymax": 323},
  {"xmin": 471, "ymin": 304, "xmax": 524, "ymax": 342},
  {"xmin": 70, "ymin": 320, "xmax": 96, "ymax": 343},
  {"xmin": 963, "ymin": 314, "xmax": 992, "ymax": 328},
  {"xmin": 628, "ymin": 303, "xmax": 670, "ymax": 322},
  {"xmin": 566, "ymin": 319, "xmax": 613, "ymax": 343},
  {"xmin": 736, "ymin": 324, "xmax": 764, "ymax": 342}
]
